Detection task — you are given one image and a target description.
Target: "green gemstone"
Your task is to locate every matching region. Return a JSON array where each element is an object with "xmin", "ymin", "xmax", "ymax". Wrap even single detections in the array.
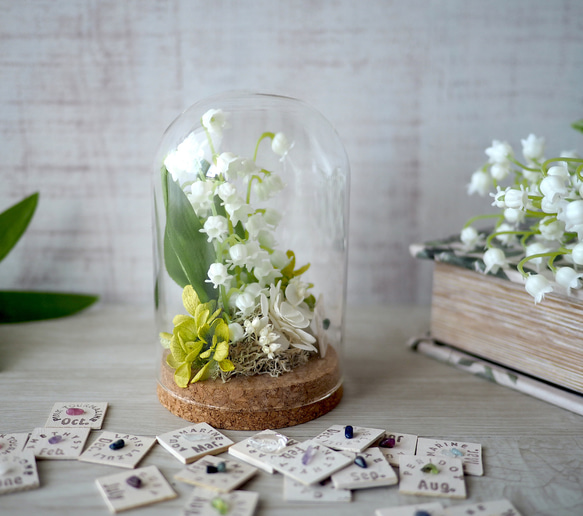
[{"xmin": 211, "ymin": 497, "xmax": 229, "ymax": 515}]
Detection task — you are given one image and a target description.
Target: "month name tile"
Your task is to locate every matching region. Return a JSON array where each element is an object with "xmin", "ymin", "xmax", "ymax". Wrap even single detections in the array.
[{"xmin": 157, "ymin": 423, "xmax": 234, "ymax": 464}]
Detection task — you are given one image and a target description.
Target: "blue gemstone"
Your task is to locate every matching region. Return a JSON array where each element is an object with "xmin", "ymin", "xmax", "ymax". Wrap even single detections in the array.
[
  {"xmin": 216, "ymin": 461, "xmax": 227, "ymax": 472},
  {"xmin": 207, "ymin": 465, "xmax": 219, "ymax": 474},
  {"xmin": 354, "ymin": 455, "xmax": 367, "ymax": 468},
  {"xmin": 414, "ymin": 511, "xmax": 432, "ymax": 516},
  {"xmin": 109, "ymin": 439, "xmax": 125, "ymax": 450},
  {"xmin": 344, "ymin": 425, "xmax": 354, "ymax": 439}
]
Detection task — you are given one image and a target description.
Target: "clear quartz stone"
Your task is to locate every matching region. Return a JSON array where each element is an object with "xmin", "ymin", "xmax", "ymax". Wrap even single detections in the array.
[{"xmin": 248, "ymin": 433, "xmax": 288, "ymax": 453}]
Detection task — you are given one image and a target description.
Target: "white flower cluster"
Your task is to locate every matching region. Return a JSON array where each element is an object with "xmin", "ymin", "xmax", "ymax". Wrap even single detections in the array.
[
  {"xmin": 164, "ymin": 109, "xmax": 318, "ymax": 356},
  {"xmin": 463, "ymin": 133, "xmax": 583, "ymax": 303}
]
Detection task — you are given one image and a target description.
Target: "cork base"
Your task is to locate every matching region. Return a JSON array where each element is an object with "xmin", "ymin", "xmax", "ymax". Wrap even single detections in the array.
[{"xmin": 157, "ymin": 345, "xmax": 343, "ymax": 430}]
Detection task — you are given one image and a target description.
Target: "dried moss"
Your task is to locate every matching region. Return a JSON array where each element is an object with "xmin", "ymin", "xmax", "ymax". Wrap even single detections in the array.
[{"xmin": 216, "ymin": 336, "xmax": 314, "ymax": 382}]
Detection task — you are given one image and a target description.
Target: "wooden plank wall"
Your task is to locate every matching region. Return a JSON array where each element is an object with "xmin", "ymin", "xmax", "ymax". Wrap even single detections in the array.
[{"xmin": 0, "ymin": 0, "xmax": 582, "ymax": 306}]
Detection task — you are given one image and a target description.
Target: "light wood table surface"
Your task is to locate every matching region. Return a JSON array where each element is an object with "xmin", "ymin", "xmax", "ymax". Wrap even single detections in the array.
[{"xmin": 1, "ymin": 304, "xmax": 582, "ymax": 515}]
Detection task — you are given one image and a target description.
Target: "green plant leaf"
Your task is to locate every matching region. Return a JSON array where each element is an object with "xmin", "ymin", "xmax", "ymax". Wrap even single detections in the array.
[
  {"xmin": 0, "ymin": 291, "xmax": 98, "ymax": 324},
  {"xmin": 161, "ymin": 168, "xmax": 217, "ymax": 302},
  {"xmin": 191, "ymin": 361, "xmax": 211, "ymax": 383},
  {"xmin": 572, "ymin": 119, "xmax": 583, "ymax": 134},
  {"xmin": 0, "ymin": 192, "xmax": 39, "ymax": 263}
]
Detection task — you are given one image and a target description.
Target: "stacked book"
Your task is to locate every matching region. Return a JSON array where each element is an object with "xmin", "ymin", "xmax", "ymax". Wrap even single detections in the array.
[{"xmin": 410, "ymin": 235, "xmax": 583, "ymax": 415}]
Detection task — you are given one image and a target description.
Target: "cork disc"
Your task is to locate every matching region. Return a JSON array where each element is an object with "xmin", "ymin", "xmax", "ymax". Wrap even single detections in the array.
[{"xmin": 157, "ymin": 346, "xmax": 343, "ymax": 430}]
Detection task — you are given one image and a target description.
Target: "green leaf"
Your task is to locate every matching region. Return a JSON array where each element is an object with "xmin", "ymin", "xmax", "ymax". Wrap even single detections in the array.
[
  {"xmin": 572, "ymin": 119, "xmax": 583, "ymax": 134},
  {"xmin": 0, "ymin": 192, "xmax": 39, "ymax": 263},
  {"xmin": 191, "ymin": 361, "xmax": 211, "ymax": 383},
  {"xmin": 0, "ymin": 291, "xmax": 98, "ymax": 324},
  {"xmin": 162, "ymin": 168, "xmax": 217, "ymax": 303},
  {"xmin": 174, "ymin": 362, "xmax": 192, "ymax": 388}
]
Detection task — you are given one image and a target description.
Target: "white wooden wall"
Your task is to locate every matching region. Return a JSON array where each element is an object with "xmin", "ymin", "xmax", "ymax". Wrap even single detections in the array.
[{"xmin": 1, "ymin": 0, "xmax": 582, "ymax": 306}]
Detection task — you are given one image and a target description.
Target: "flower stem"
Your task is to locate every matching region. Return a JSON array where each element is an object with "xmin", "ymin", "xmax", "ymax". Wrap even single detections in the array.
[
  {"xmin": 463, "ymin": 213, "xmax": 503, "ymax": 229},
  {"xmin": 246, "ymin": 174, "xmax": 263, "ymax": 204},
  {"xmin": 485, "ymin": 230, "xmax": 534, "ymax": 248},
  {"xmin": 542, "ymin": 157, "xmax": 583, "ymax": 175},
  {"xmin": 508, "ymin": 156, "xmax": 539, "ymax": 172},
  {"xmin": 201, "ymin": 118, "xmax": 217, "ymax": 159},
  {"xmin": 517, "ymin": 251, "xmax": 566, "ymax": 277},
  {"xmin": 253, "ymin": 132, "xmax": 275, "ymax": 161}
]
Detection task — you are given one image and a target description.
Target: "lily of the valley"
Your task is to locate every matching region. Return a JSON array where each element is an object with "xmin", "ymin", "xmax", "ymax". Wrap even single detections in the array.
[{"xmin": 524, "ymin": 274, "xmax": 553, "ymax": 303}]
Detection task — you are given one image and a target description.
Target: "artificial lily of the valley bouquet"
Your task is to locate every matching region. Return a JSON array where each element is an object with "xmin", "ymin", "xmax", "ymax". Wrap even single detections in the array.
[
  {"xmin": 460, "ymin": 121, "xmax": 583, "ymax": 303},
  {"xmin": 157, "ymin": 108, "xmax": 328, "ymax": 388}
]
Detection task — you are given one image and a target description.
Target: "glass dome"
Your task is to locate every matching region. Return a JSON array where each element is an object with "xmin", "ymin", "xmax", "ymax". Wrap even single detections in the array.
[{"xmin": 152, "ymin": 91, "xmax": 350, "ymax": 430}]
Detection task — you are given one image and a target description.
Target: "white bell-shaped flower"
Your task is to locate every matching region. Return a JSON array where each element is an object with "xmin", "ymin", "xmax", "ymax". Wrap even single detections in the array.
[
  {"xmin": 490, "ymin": 163, "xmax": 511, "ymax": 182},
  {"xmin": 483, "ymin": 248, "xmax": 507, "ymax": 274},
  {"xmin": 460, "ymin": 226, "xmax": 479, "ymax": 248},
  {"xmin": 525, "ymin": 242, "xmax": 551, "ymax": 270},
  {"xmin": 271, "ymin": 132, "xmax": 292, "ymax": 157},
  {"xmin": 201, "ymin": 108, "xmax": 228, "ymax": 135},
  {"xmin": 467, "ymin": 170, "xmax": 491, "ymax": 196},
  {"xmin": 205, "ymin": 263, "xmax": 232, "ymax": 289},
  {"xmin": 538, "ymin": 217, "xmax": 565, "ymax": 241},
  {"xmin": 555, "ymin": 267, "xmax": 583, "ymax": 294},
  {"xmin": 571, "ymin": 242, "xmax": 583, "ymax": 265},
  {"xmin": 485, "ymin": 140, "xmax": 513, "ymax": 164},
  {"xmin": 490, "ymin": 186, "xmax": 508, "ymax": 208},
  {"xmin": 495, "ymin": 223, "xmax": 516, "ymax": 245},
  {"xmin": 525, "ymin": 274, "xmax": 553, "ymax": 303},
  {"xmin": 504, "ymin": 185, "xmax": 528, "ymax": 210},
  {"xmin": 200, "ymin": 215, "xmax": 229, "ymax": 243},
  {"xmin": 558, "ymin": 199, "xmax": 583, "ymax": 236},
  {"xmin": 228, "ymin": 322, "xmax": 244, "ymax": 343},
  {"xmin": 547, "ymin": 164, "xmax": 569, "ymax": 180},
  {"xmin": 521, "ymin": 134, "xmax": 545, "ymax": 162},
  {"xmin": 188, "ymin": 181, "xmax": 215, "ymax": 217},
  {"xmin": 504, "ymin": 208, "xmax": 525, "ymax": 225},
  {"xmin": 540, "ymin": 175, "xmax": 568, "ymax": 204}
]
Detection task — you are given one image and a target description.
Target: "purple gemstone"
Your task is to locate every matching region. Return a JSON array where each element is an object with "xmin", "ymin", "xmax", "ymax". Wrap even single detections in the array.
[
  {"xmin": 48, "ymin": 435, "xmax": 63, "ymax": 445},
  {"xmin": 301, "ymin": 445, "xmax": 316, "ymax": 465},
  {"xmin": 126, "ymin": 475, "xmax": 142, "ymax": 488},
  {"xmin": 379, "ymin": 437, "xmax": 396, "ymax": 448},
  {"xmin": 66, "ymin": 408, "xmax": 85, "ymax": 416}
]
